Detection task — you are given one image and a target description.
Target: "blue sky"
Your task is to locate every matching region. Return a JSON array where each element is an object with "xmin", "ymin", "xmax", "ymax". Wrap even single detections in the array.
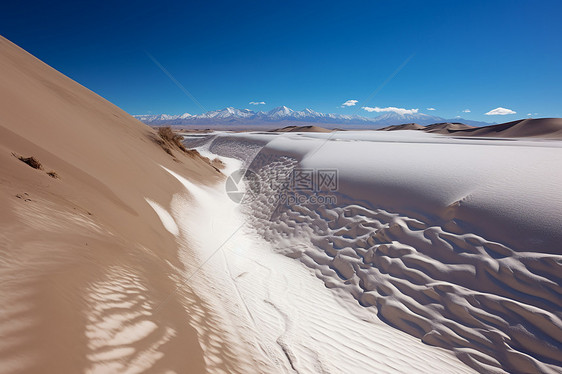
[{"xmin": 1, "ymin": 0, "xmax": 561, "ymax": 121}]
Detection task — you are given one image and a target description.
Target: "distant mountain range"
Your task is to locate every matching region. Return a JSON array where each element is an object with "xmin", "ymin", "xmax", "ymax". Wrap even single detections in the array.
[{"xmin": 133, "ymin": 106, "xmax": 493, "ymax": 128}]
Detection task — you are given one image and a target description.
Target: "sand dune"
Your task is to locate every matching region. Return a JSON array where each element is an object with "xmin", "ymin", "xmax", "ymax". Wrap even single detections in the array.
[
  {"xmin": 378, "ymin": 123, "xmax": 426, "ymax": 131},
  {"xmin": 452, "ymin": 118, "xmax": 562, "ymax": 138},
  {"xmin": 161, "ymin": 150, "xmax": 478, "ymax": 373},
  {"xmin": 3, "ymin": 32, "xmax": 562, "ymax": 374},
  {"xmin": 423, "ymin": 122, "xmax": 475, "ymax": 133},
  {"xmin": 186, "ymin": 130, "xmax": 562, "ymax": 373},
  {"xmin": 0, "ymin": 36, "xmax": 220, "ymax": 373},
  {"xmin": 378, "ymin": 118, "xmax": 562, "ymax": 139},
  {"xmin": 269, "ymin": 118, "xmax": 562, "ymax": 139}
]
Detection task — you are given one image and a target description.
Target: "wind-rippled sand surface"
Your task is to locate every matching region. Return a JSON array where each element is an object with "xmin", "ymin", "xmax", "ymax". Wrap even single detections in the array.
[
  {"xmin": 161, "ymin": 157, "xmax": 477, "ymax": 374},
  {"xmin": 181, "ymin": 131, "xmax": 562, "ymax": 373}
]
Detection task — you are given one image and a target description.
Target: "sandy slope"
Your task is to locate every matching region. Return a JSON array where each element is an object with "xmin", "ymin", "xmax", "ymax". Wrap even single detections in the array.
[
  {"xmin": 379, "ymin": 123, "xmax": 426, "ymax": 131},
  {"xmin": 4, "ymin": 31, "xmax": 561, "ymax": 374},
  {"xmin": 159, "ymin": 151, "xmax": 477, "ymax": 373},
  {"xmin": 0, "ymin": 36, "xmax": 222, "ymax": 373},
  {"xmin": 423, "ymin": 123, "xmax": 475, "ymax": 133},
  {"xmin": 453, "ymin": 118, "xmax": 562, "ymax": 138},
  {"xmin": 377, "ymin": 118, "xmax": 562, "ymax": 138},
  {"xmin": 186, "ymin": 131, "xmax": 562, "ymax": 374}
]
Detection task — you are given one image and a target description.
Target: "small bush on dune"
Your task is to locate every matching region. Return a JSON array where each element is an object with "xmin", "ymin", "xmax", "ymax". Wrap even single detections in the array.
[
  {"xmin": 47, "ymin": 171, "xmax": 59, "ymax": 179},
  {"xmin": 17, "ymin": 155, "xmax": 43, "ymax": 170},
  {"xmin": 157, "ymin": 126, "xmax": 175, "ymax": 142},
  {"xmin": 157, "ymin": 126, "xmax": 188, "ymax": 153},
  {"xmin": 185, "ymin": 148, "xmax": 201, "ymax": 157},
  {"xmin": 151, "ymin": 127, "xmax": 221, "ymax": 172},
  {"xmin": 211, "ymin": 157, "xmax": 225, "ymax": 169},
  {"xmin": 12, "ymin": 153, "xmax": 61, "ymax": 178}
]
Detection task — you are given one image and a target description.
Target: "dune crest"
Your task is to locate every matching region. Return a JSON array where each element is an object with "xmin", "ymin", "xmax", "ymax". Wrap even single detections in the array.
[
  {"xmin": 0, "ymin": 36, "xmax": 222, "ymax": 373},
  {"xmin": 185, "ymin": 131, "xmax": 562, "ymax": 374},
  {"xmin": 378, "ymin": 118, "xmax": 562, "ymax": 139}
]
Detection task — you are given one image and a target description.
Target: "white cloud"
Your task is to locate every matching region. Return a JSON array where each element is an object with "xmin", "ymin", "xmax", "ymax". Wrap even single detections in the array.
[
  {"xmin": 485, "ymin": 107, "xmax": 516, "ymax": 115},
  {"xmin": 462, "ymin": 109, "xmax": 471, "ymax": 113},
  {"xmin": 341, "ymin": 99, "xmax": 358, "ymax": 107},
  {"xmin": 362, "ymin": 106, "xmax": 419, "ymax": 115},
  {"xmin": 426, "ymin": 107, "xmax": 436, "ymax": 111},
  {"xmin": 527, "ymin": 113, "xmax": 532, "ymax": 116},
  {"xmin": 249, "ymin": 101, "xmax": 266, "ymax": 105}
]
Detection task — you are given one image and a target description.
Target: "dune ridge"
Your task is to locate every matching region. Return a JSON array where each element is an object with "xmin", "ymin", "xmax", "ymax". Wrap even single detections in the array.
[
  {"xmin": 376, "ymin": 118, "xmax": 562, "ymax": 138},
  {"xmin": 188, "ymin": 131, "xmax": 562, "ymax": 374},
  {"xmin": 423, "ymin": 122, "xmax": 475, "ymax": 133},
  {"xmin": 159, "ymin": 151, "xmax": 478, "ymax": 373},
  {"xmin": 264, "ymin": 118, "xmax": 562, "ymax": 138},
  {"xmin": 378, "ymin": 123, "xmax": 426, "ymax": 131},
  {"xmin": 451, "ymin": 118, "xmax": 562, "ymax": 138},
  {"xmin": 0, "ymin": 35, "xmax": 222, "ymax": 373},
  {"xmin": 3, "ymin": 30, "xmax": 562, "ymax": 373}
]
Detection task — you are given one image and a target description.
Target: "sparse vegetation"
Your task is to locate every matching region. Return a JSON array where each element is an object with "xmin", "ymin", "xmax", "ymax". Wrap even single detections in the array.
[
  {"xmin": 15, "ymin": 154, "xmax": 43, "ymax": 170},
  {"xmin": 157, "ymin": 126, "xmax": 189, "ymax": 153},
  {"xmin": 47, "ymin": 171, "xmax": 60, "ymax": 179},
  {"xmin": 149, "ymin": 127, "xmax": 221, "ymax": 172},
  {"xmin": 211, "ymin": 157, "xmax": 225, "ymax": 169},
  {"xmin": 185, "ymin": 148, "xmax": 202, "ymax": 158},
  {"xmin": 12, "ymin": 153, "xmax": 60, "ymax": 178}
]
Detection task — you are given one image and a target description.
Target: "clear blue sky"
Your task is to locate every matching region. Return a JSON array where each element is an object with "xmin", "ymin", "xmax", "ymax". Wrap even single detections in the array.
[{"xmin": 1, "ymin": 0, "xmax": 561, "ymax": 121}]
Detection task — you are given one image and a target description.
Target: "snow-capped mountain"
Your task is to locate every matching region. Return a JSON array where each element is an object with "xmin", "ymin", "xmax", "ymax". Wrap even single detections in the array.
[
  {"xmin": 198, "ymin": 107, "xmax": 255, "ymax": 119},
  {"xmin": 133, "ymin": 106, "xmax": 491, "ymax": 128},
  {"xmin": 368, "ymin": 112, "xmax": 444, "ymax": 126},
  {"xmin": 265, "ymin": 105, "xmax": 295, "ymax": 119}
]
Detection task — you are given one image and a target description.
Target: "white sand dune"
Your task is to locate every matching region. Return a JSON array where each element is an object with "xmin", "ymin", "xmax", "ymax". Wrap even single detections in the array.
[
  {"xmin": 160, "ymin": 154, "xmax": 477, "ymax": 373},
  {"xmin": 183, "ymin": 130, "xmax": 562, "ymax": 373}
]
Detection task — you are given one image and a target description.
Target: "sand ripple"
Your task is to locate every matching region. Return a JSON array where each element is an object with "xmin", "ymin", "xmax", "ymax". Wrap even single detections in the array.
[{"xmin": 243, "ymin": 152, "xmax": 562, "ymax": 374}]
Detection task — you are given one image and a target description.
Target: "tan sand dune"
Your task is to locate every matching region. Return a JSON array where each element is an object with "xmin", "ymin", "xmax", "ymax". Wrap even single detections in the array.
[
  {"xmin": 451, "ymin": 118, "xmax": 562, "ymax": 138},
  {"xmin": 0, "ymin": 35, "xmax": 224, "ymax": 373},
  {"xmin": 375, "ymin": 119, "xmax": 562, "ymax": 139},
  {"xmin": 379, "ymin": 118, "xmax": 562, "ymax": 139},
  {"xmin": 378, "ymin": 123, "xmax": 426, "ymax": 131},
  {"xmin": 423, "ymin": 122, "xmax": 475, "ymax": 133}
]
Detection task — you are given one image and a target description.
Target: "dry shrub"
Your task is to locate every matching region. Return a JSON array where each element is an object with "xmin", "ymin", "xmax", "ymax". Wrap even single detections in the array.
[
  {"xmin": 211, "ymin": 158, "xmax": 225, "ymax": 169},
  {"xmin": 157, "ymin": 126, "xmax": 188, "ymax": 153},
  {"xmin": 185, "ymin": 148, "xmax": 201, "ymax": 158},
  {"xmin": 151, "ymin": 127, "xmax": 221, "ymax": 173},
  {"xmin": 14, "ymin": 154, "xmax": 43, "ymax": 170},
  {"xmin": 12, "ymin": 153, "xmax": 61, "ymax": 178}
]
